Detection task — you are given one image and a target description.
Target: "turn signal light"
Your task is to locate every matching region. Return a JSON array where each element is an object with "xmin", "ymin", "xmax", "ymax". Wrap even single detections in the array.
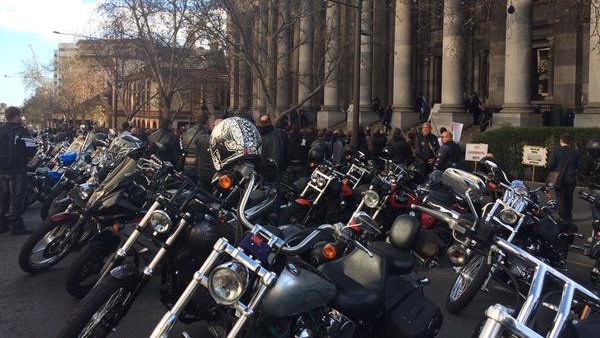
[
  {"xmin": 218, "ymin": 175, "xmax": 232, "ymax": 189},
  {"xmin": 322, "ymin": 243, "xmax": 337, "ymax": 260}
]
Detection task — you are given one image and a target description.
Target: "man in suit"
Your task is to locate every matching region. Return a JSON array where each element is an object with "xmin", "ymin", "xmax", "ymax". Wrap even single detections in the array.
[{"xmin": 548, "ymin": 133, "xmax": 581, "ymax": 223}]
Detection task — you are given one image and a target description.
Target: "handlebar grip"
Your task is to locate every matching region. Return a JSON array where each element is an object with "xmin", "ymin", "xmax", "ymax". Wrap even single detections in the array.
[{"xmin": 411, "ymin": 204, "xmax": 467, "ymax": 234}]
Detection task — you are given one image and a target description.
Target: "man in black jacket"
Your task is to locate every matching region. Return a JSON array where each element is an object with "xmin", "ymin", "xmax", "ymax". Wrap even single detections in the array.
[
  {"xmin": 147, "ymin": 118, "xmax": 181, "ymax": 166},
  {"xmin": 548, "ymin": 133, "xmax": 581, "ymax": 223},
  {"xmin": 433, "ymin": 131, "xmax": 461, "ymax": 172},
  {"xmin": 413, "ymin": 122, "xmax": 440, "ymax": 175},
  {"xmin": 286, "ymin": 124, "xmax": 309, "ymax": 183},
  {"xmin": 258, "ymin": 115, "xmax": 287, "ymax": 183},
  {"xmin": 0, "ymin": 107, "xmax": 36, "ymax": 234},
  {"xmin": 180, "ymin": 112, "xmax": 214, "ymax": 189}
]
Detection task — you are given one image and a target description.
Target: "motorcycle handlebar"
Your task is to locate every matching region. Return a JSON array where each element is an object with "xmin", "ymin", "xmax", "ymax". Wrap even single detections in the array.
[{"xmin": 411, "ymin": 204, "xmax": 469, "ymax": 235}]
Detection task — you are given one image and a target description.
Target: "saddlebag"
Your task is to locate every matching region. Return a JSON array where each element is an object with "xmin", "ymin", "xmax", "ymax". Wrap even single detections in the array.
[{"xmin": 379, "ymin": 277, "xmax": 443, "ymax": 338}]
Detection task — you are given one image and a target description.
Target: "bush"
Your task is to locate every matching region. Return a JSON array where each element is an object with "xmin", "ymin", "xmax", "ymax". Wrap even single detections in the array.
[{"xmin": 471, "ymin": 127, "xmax": 600, "ymax": 184}]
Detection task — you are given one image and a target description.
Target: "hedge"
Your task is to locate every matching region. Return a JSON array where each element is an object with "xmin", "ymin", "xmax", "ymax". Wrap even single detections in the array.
[{"xmin": 470, "ymin": 127, "xmax": 600, "ymax": 184}]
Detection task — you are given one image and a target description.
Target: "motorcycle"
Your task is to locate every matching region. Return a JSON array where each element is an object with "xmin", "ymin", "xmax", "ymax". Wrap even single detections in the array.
[
  {"xmin": 56, "ymin": 159, "xmax": 277, "ymax": 338},
  {"xmin": 578, "ymin": 189, "xmax": 600, "ymax": 285},
  {"xmin": 414, "ymin": 199, "xmax": 600, "ymax": 338},
  {"xmin": 417, "ymin": 164, "xmax": 570, "ymax": 314},
  {"xmin": 149, "ymin": 166, "xmax": 444, "ymax": 338},
  {"xmin": 17, "ymin": 137, "xmax": 143, "ymax": 274}
]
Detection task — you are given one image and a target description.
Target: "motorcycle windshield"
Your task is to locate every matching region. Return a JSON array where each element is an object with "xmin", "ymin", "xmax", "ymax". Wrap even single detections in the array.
[
  {"xmin": 86, "ymin": 156, "xmax": 137, "ymax": 209},
  {"xmin": 79, "ymin": 133, "xmax": 95, "ymax": 156}
]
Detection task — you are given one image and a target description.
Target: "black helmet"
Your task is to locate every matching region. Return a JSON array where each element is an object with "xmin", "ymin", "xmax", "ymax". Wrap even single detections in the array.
[
  {"xmin": 308, "ymin": 145, "xmax": 325, "ymax": 163},
  {"xmin": 209, "ymin": 117, "xmax": 261, "ymax": 171},
  {"xmin": 585, "ymin": 138, "xmax": 600, "ymax": 158}
]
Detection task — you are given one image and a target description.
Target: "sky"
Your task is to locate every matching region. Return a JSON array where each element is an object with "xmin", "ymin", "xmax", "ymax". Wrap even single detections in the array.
[{"xmin": 0, "ymin": 0, "xmax": 101, "ymax": 107}]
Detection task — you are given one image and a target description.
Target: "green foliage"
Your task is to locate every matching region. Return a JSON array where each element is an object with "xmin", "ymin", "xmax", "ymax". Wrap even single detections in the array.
[{"xmin": 472, "ymin": 127, "xmax": 600, "ymax": 184}]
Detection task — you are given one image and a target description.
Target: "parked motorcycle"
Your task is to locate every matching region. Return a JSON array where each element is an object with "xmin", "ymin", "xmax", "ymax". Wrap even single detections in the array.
[
  {"xmin": 149, "ymin": 167, "xmax": 444, "ymax": 338},
  {"xmin": 414, "ymin": 199, "xmax": 600, "ymax": 338},
  {"xmin": 55, "ymin": 159, "xmax": 277, "ymax": 338}
]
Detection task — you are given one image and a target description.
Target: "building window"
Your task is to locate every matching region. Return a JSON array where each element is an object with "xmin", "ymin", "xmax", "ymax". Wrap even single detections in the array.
[{"xmin": 534, "ymin": 47, "xmax": 551, "ymax": 99}]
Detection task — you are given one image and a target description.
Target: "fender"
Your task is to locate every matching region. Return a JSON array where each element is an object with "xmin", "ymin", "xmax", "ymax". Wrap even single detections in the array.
[
  {"xmin": 109, "ymin": 264, "xmax": 140, "ymax": 286},
  {"xmin": 87, "ymin": 230, "xmax": 121, "ymax": 249},
  {"xmin": 49, "ymin": 212, "xmax": 80, "ymax": 224}
]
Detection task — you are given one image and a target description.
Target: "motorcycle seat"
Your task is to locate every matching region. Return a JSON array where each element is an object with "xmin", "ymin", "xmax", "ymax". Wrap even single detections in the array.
[
  {"xmin": 425, "ymin": 188, "xmax": 456, "ymax": 206},
  {"xmin": 318, "ymin": 248, "xmax": 385, "ymax": 319},
  {"xmin": 574, "ymin": 313, "xmax": 600, "ymax": 337},
  {"xmin": 368, "ymin": 241, "xmax": 414, "ymax": 275}
]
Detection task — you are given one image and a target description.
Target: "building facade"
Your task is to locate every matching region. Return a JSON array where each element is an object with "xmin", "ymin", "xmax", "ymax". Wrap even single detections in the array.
[{"xmin": 227, "ymin": 0, "xmax": 600, "ymax": 130}]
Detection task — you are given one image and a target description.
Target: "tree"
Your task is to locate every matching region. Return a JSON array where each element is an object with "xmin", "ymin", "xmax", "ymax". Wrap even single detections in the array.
[
  {"xmin": 97, "ymin": 0, "xmax": 215, "ymax": 120},
  {"xmin": 189, "ymin": 0, "xmax": 345, "ymax": 118},
  {"xmin": 55, "ymin": 55, "xmax": 106, "ymax": 125},
  {"xmin": 22, "ymin": 87, "xmax": 59, "ymax": 129}
]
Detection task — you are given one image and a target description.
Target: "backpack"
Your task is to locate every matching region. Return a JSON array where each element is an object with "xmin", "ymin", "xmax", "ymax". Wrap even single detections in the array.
[{"xmin": 0, "ymin": 125, "xmax": 20, "ymax": 171}]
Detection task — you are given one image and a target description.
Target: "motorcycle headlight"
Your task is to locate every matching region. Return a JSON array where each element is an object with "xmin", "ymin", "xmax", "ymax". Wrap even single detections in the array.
[
  {"xmin": 499, "ymin": 208, "xmax": 519, "ymax": 225},
  {"xmin": 364, "ymin": 190, "xmax": 380, "ymax": 208},
  {"xmin": 149, "ymin": 210, "xmax": 172, "ymax": 233},
  {"xmin": 78, "ymin": 183, "xmax": 91, "ymax": 200},
  {"xmin": 317, "ymin": 176, "xmax": 326, "ymax": 188},
  {"xmin": 208, "ymin": 262, "xmax": 249, "ymax": 305}
]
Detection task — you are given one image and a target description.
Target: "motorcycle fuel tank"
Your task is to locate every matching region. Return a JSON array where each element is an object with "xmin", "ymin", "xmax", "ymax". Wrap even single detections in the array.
[{"xmin": 261, "ymin": 263, "xmax": 336, "ymax": 318}]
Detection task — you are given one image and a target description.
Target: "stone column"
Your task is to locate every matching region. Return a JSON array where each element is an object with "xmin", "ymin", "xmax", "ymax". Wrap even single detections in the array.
[
  {"xmin": 391, "ymin": 0, "xmax": 416, "ymax": 130},
  {"xmin": 276, "ymin": 0, "xmax": 291, "ymax": 116},
  {"xmin": 359, "ymin": 0, "xmax": 376, "ymax": 125},
  {"xmin": 318, "ymin": 2, "xmax": 345, "ymax": 129},
  {"xmin": 229, "ymin": 28, "xmax": 240, "ymax": 110},
  {"xmin": 579, "ymin": 0, "xmax": 600, "ymax": 125},
  {"xmin": 498, "ymin": 0, "xmax": 539, "ymax": 127},
  {"xmin": 435, "ymin": 0, "xmax": 470, "ymax": 128},
  {"xmin": 297, "ymin": 0, "xmax": 314, "ymax": 112}
]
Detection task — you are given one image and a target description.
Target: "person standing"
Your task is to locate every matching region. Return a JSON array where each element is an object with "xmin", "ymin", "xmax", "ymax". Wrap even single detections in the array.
[
  {"xmin": 286, "ymin": 124, "xmax": 310, "ymax": 182},
  {"xmin": 386, "ymin": 128, "xmax": 410, "ymax": 166},
  {"xmin": 0, "ymin": 107, "xmax": 36, "ymax": 235},
  {"xmin": 469, "ymin": 92, "xmax": 482, "ymax": 125},
  {"xmin": 371, "ymin": 127, "xmax": 387, "ymax": 159},
  {"xmin": 382, "ymin": 104, "xmax": 392, "ymax": 134},
  {"xmin": 119, "ymin": 122, "xmax": 132, "ymax": 137},
  {"xmin": 433, "ymin": 131, "xmax": 461, "ymax": 172},
  {"xmin": 147, "ymin": 117, "xmax": 182, "ymax": 165},
  {"xmin": 416, "ymin": 92, "xmax": 429, "ymax": 123},
  {"xmin": 413, "ymin": 122, "xmax": 439, "ymax": 175},
  {"xmin": 180, "ymin": 112, "xmax": 214, "ymax": 188},
  {"xmin": 257, "ymin": 115, "xmax": 287, "ymax": 181},
  {"xmin": 547, "ymin": 134, "xmax": 581, "ymax": 223}
]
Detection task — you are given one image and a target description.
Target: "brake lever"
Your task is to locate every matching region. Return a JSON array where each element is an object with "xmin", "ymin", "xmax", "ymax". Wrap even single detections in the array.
[{"xmin": 352, "ymin": 238, "xmax": 374, "ymax": 257}]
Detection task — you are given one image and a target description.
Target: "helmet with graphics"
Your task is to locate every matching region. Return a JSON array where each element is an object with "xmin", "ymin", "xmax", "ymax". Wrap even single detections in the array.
[{"xmin": 209, "ymin": 117, "xmax": 262, "ymax": 171}]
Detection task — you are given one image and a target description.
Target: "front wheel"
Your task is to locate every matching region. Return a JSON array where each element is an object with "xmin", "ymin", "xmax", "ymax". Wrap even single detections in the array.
[
  {"xmin": 56, "ymin": 276, "xmax": 133, "ymax": 338},
  {"xmin": 446, "ymin": 254, "xmax": 491, "ymax": 314},
  {"xmin": 18, "ymin": 218, "xmax": 81, "ymax": 274},
  {"xmin": 65, "ymin": 241, "xmax": 121, "ymax": 298}
]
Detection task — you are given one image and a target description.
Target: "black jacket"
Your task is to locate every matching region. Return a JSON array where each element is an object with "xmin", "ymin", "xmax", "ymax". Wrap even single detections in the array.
[
  {"xmin": 259, "ymin": 125, "xmax": 287, "ymax": 171},
  {"xmin": 371, "ymin": 133, "xmax": 387, "ymax": 159},
  {"xmin": 147, "ymin": 127, "xmax": 181, "ymax": 165},
  {"xmin": 387, "ymin": 137, "xmax": 411, "ymax": 165},
  {"xmin": 548, "ymin": 145, "xmax": 580, "ymax": 183},
  {"xmin": 286, "ymin": 131, "xmax": 310, "ymax": 165},
  {"xmin": 433, "ymin": 141, "xmax": 461, "ymax": 171},
  {"xmin": 180, "ymin": 125, "xmax": 214, "ymax": 179},
  {"xmin": 414, "ymin": 133, "xmax": 440, "ymax": 163},
  {"xmin": 0, "ymin": 122, "xmax": 36, "ymax": 172}
]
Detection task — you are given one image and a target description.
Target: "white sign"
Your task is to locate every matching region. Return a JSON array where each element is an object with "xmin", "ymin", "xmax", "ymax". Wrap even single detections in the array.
[
  {"xmin": 450, "ymin": 122, "xmax": 463, "ymax": 143},
  {"xmin": 522, "ymin": 145, "xmax": 548, "ymax": 167},
  {"xmin": 465, "ymin": 143, "xmax": 489, "ymax": 162}
]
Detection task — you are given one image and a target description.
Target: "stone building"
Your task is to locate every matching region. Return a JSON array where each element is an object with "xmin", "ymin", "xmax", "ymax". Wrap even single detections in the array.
[{"xmin": 227, "ymin": 0, "xmax": 600, "ymax": 131}]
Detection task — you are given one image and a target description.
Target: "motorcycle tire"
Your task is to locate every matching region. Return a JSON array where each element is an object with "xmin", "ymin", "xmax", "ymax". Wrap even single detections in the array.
[
  {"xmin": 65, "ymin": 241, "xmax": 121, "ymax": 298},
  {"xmin": 278, "ymin": 203, "xmax": 309, "ymax": 226},
  {"xmin": 56, "ymin": 276, "xmax": 132, "ymax": 338},
  {"xmin": 25, "ymin": 185, "xmax": 39, "ymax": 208},
  {"xmin": 445, "ymin": 254, "xmax": 491, "ymax": 314},
  {"xmin": 18, "ymin": 218, "xmax": 81, "ymax": 274},
  {"xmin": 40, "ymin": 183, "xmax": 72, "ymax": 221}
]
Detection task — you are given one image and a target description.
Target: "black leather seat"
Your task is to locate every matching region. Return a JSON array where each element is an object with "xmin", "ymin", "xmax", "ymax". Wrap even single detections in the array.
[
  {"xmin": 318, "ymin": 248, "xmax": 385, "ymax": 319},
  {"xmin": 368, "ymin": 241, "xmax": 414, "ymax": 275}
]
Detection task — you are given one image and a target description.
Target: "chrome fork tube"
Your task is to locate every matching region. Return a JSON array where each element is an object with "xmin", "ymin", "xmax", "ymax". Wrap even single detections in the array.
[
  {"xmin": 116, "ymin": 200, "xmax": 161, "ymax": 258},
  {"xmin": 149, "ymin": 240, "xmax": 226, "ymax": 338},
  {"xmin": 227, "ymin": 284, "xmax": 269, "ymax": 338},
  {"xmin": 143, "ymin": 218, "xmax": 188, "ymax": 276}
]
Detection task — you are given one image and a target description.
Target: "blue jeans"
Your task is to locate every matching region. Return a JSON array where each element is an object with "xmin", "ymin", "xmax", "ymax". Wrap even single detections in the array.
[{"xmin": 0, "ymin": 170, "xmax": 28, "ymax": 229}]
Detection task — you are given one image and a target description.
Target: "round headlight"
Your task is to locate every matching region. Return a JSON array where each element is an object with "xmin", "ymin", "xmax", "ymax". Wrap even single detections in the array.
[
  {"xmin": 363, "ymin": 190, "xmax": 380, "ymax": 208},
  {"xmin": 499, "ymin": 208, "xmax": 519, "ymax": 225},
  {"xmin": 317, "ymin": 177, "xmax": 326, "ymax": 188},
  {"xmin": 208, "ymin": 262, "xmax": 249, "ymax": 305},
  {"xmin": 78, "ymin": 183, "xmax": 91, "ymax": 200},
  {"xmin": 149, "ymin": 210, "xmax": 172, "ymax": 233}
]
